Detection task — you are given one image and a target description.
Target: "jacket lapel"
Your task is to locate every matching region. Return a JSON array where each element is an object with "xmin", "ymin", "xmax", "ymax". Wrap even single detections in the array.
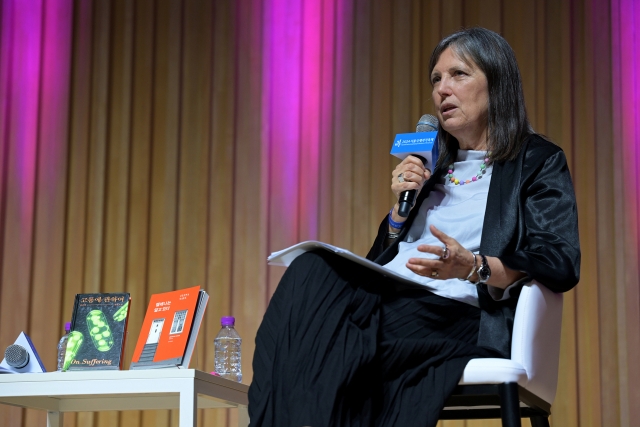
[{"xmin": 480, "ymin": 150, "xmax": 523, "ymax": 257}]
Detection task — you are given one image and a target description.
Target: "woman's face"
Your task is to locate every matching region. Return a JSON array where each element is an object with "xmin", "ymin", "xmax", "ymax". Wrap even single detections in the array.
[{"xmin": 430, "ymin": 47, "xmax": 489, "ymax": 150}]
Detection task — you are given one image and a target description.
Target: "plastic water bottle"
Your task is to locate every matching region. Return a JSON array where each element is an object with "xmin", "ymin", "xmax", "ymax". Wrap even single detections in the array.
[
  {"xmin": 214, "ymin": 316, "xmax": 242, "ymax": 382},
  {"xmin": 56, "ymin": 322, "xmax": 71, "ymax": 371}
]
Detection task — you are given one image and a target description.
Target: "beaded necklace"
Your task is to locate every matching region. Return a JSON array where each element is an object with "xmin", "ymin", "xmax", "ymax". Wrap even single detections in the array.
[{"xmin": 446, "ymin": 152, "xmax": 492, "ymax": 186}]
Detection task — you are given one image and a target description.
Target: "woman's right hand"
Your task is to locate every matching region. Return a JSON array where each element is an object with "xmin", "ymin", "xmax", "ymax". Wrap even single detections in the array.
[
  {"xmin": 388, "ymin": 156, "xmax": 431, "ymax": 228},
  {"xmin": 391, "ymin": 155, "xmax": 431, "ymax": 200}
]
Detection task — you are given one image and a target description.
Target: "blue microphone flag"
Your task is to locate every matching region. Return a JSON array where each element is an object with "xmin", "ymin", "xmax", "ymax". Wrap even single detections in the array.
[{"xmin": 390, "ymin": 131, "xmax": 439, "ymax": 171}]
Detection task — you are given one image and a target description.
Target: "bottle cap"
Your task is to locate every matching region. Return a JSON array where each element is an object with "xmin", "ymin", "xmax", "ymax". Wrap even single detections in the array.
[
  {"xmin": 64, "ymin": 322, "xmax": 71, "ymax": 332},
  {"xmin": 220, "ymin": 316, "xmax": 235, "ymax": 326}
]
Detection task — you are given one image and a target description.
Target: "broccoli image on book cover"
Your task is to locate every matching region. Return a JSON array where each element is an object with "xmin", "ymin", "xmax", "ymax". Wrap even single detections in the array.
[{"xmin": 87, "ymin": 310, "xmax": 114, "ymax": 351}]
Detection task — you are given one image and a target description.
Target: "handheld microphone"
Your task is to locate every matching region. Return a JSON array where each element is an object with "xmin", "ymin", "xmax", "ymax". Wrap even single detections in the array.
[
  {"xmin": 416, "ymin": 114, "xmax": 439, "ymax": 133},
  {"xmin": 0, "ymin": 332, "xmax": 46, "ymax": 374},
  {"xmin": 5, "ymin": 344, "xmax": 30, "ymax": 368},
  {"xmin": 390, "ymin": 114, "xmax": 439, "ymax": 217}
]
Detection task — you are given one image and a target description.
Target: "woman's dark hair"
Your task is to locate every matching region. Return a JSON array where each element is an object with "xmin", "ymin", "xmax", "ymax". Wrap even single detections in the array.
[{"xmin": 428, "ymin": 27, "xmax": 533, "ymax": 167}]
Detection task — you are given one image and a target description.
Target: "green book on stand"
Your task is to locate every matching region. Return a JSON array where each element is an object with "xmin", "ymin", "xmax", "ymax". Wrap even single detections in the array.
[{"xmin": 65, "ymin": 293, "xmax": 131, "ymax": 371}]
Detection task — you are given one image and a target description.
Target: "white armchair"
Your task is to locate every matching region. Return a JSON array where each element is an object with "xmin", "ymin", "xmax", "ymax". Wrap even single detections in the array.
[{"xmin": 439, "ymin": 280, "xmax": 563, "ymax": 427}]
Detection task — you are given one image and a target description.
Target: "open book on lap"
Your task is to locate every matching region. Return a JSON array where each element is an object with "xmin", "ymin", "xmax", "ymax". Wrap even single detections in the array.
[{"xmin": 267, "ymin": 241, "xmax": 421, "ymax": 287}]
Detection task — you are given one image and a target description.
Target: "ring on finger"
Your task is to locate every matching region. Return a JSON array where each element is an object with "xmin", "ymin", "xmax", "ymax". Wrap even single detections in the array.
[
  {"xmin": 442, "ymin": 246, "xmax": 450, "ymax": 260},
  {"xmin": 431, "ymin": 270, "xmax": 439, "ymax": 278},
  {"xmin": 398, "ymin": 173, "xmax": 405, "ymax": 183}
]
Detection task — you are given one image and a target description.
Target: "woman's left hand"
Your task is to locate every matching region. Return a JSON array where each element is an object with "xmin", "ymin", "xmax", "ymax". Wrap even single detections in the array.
[{"xmin": 406, "ymin": 225, "xmax": 475, "ymax": 280}]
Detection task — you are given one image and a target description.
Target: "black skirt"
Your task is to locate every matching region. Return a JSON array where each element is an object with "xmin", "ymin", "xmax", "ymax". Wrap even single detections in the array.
[{"xmin": 248, "ymin": 250, "xmax": 498, "ymax": 427}]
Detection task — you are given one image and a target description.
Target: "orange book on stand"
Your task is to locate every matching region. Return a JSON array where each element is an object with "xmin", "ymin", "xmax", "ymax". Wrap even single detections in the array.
[{"xmin": 130, "ymin": 285, "xmax": 209, "ymax": 370}]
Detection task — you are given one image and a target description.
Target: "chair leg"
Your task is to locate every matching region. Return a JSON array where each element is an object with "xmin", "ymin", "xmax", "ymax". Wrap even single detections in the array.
[
  {"xmin": 498, "ymin": 383, "xmax": 522, "ymax": 427},
  {"xmin": 530, "ymin": 416, "xmax": 550, "ymax": 427}
]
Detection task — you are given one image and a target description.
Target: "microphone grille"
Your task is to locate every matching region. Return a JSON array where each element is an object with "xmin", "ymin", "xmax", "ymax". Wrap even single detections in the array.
[
  {"xmin": 416, "ymin": 114, "xmax": 439, "ymax": 132},
  {"xmin": 5, "ymin": 344, "xmax": 29, "ymax": 369}
]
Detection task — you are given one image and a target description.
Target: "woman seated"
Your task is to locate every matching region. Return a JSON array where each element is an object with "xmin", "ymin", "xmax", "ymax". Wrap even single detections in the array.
[{"xmin": 248, "ymin": 27, "xmax": 580, "ymax": 427}]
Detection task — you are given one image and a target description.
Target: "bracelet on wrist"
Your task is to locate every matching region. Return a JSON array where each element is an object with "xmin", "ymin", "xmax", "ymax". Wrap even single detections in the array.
[
  {"xmin": 467, "ymin": 252, "xmax": 477, "ymax": 280},
  {"xmin": 459, "ymin": 250, "xmax": 477, "ymax": 281},
  {"xmin": 388, "ymin": 208, "xmax": 406, "ymax": 230}
]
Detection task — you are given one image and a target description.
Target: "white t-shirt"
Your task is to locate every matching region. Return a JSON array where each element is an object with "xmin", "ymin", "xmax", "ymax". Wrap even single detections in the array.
[{"xmin": 383, "ymin": 150, "xmax": 492, "ymax": 307}]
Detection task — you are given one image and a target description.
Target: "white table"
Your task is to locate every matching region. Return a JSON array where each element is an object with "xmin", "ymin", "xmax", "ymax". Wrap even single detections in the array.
[{"xmin": 0, "ymin": 369, "xmax": 249, "ymax": 427}]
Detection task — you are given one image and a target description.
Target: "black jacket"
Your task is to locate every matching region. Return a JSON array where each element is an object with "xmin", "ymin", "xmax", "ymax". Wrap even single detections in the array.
[{"xmin": 366, "ymin": 134, "xmax": 581, "ymax": 357}]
